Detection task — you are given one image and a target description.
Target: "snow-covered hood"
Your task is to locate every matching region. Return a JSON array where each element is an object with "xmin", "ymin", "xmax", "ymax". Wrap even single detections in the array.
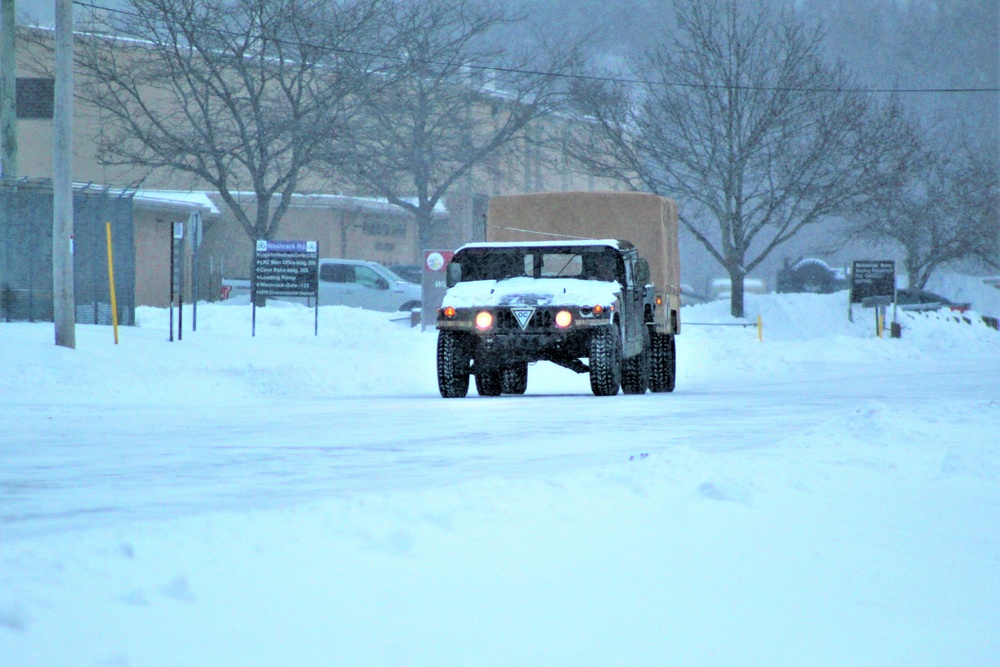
[{"xmin": 442, "ymin": 277, "xmax": 620, "ymax": 309}]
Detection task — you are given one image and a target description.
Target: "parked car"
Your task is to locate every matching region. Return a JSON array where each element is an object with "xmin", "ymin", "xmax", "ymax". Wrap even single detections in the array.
[
  {"xmin": 318, "ymin": 259, "xmax": 421, "ymax": 312},
  {"xmin": 894, "ymin": 289, "xmax": 971, "ymax": 313},
  {"xmin": 680, "ymin": 283, "xmax": 709, "ymax": 306},
  {"xmin": 388, "ymin": 264, "xmax": 423, "ymax": 284},
  {"xmin": 220, "ymin": 278, "xmax": 251, "ymax": 301},
  {"xmin": 776, "ymin": 258, "xmax": 848, "ymax": 294},
  {"xmin": 708, "ymin": 277, "xmax": 767, "ymax": 301}
]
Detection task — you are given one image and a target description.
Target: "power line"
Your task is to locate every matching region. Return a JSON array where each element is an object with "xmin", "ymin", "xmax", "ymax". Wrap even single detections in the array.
[{"xmin": 69, "ymin": 0, "xmax": 1000, "ymax": 96}]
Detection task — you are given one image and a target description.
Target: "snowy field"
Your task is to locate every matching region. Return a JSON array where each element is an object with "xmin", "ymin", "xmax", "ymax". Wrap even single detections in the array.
[{"xmin": 2, "ymin": 277, "xmax": 999, "ymax": 667}]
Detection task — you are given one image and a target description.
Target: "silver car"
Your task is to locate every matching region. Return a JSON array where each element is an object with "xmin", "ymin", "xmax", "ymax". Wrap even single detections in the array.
[{"xmin": 317, "ymin": 259, "xmax": 421, "ymax": 312}]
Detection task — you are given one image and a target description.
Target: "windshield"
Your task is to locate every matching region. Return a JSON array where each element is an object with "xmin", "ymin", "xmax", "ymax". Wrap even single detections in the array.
[
  {"xmin": 456, "ymin": 247, "xmax": 621, "ymax": 283},
  {"xmin": 377, "ymin": 265, "xmax": 407, "ymax": 283}
]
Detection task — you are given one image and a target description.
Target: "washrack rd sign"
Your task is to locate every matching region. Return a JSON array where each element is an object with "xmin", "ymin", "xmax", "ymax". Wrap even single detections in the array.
[
  {"xmin": 253, "ymin": 240, "xmax": 318, "ymax": 299},
  {"xmin": 252, "ymin": 240, "xmax": 320, "ymax": 336}
]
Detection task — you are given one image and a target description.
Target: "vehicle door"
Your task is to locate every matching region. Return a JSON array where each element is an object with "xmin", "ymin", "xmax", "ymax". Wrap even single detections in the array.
[
  {"xmin": 621, "ymin": 253, "xmax": 645, "ymax": 356},
  {"xmin": 318, "ymin": 262, "xmax": 351, "ymax": 306},
  {"xmin": 342, "ymin": 265, "xmax": 392, "ymax": 311}
]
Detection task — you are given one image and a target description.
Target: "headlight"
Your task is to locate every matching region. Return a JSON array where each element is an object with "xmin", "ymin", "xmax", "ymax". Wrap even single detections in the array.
[
  {"xmin": 475, "ymin": 311, "xmax": 494, "ymax": 331},
  {"xmin": 555, "ymin": 310, "xmax": 573, "ymax": 328}
]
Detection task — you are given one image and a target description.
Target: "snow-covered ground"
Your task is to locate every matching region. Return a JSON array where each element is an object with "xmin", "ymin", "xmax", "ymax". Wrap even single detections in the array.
[{"xmin": 2, "ymin": 278, "xmax": 999, "ymax": 666}]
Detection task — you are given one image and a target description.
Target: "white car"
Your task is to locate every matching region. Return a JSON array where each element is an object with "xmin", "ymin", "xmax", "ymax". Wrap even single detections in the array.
[{"xmin": 318, "ymin": 259, "xmax": 421, "ymax": 312}]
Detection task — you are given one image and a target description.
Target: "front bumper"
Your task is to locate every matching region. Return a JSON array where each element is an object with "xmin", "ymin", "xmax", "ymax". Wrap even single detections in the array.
[{"xmin": 437, "ymin": 306, "xmax": 612, "ymax": 364}]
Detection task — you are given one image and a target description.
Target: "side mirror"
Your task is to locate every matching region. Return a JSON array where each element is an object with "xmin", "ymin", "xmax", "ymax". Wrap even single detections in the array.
[
  {"xmin": 635, "ymin": 258, "xmax": 650, "ymax": 285},
  {"xmin": 446, "ymin": 262, "xmax": 461, "ymax": 288}
]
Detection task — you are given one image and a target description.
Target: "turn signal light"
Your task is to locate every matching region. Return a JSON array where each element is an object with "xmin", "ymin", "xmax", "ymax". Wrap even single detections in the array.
[
  {"xmin": 555, "ymin": 310, "xmax": 573, "ymax": 328},
  {"xmin": 475, "ymin": 311, "xmax": 494, "ymax": 331},
  {"xmin": 442, "ymin": 306, "xmax": 456, "ymax": 318},
  {"xmin": 593, "ymin": 304, "xmax": 604, "ymax": 315},
  {"xmin": 655, "ymin": 296, "xmax": 663, "ymax": 306}
]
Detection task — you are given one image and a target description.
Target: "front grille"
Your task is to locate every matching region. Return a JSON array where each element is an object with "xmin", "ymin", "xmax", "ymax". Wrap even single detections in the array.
[{"xmin": 495, "ymin": 308, "xmax": 554, "ymax": 331}]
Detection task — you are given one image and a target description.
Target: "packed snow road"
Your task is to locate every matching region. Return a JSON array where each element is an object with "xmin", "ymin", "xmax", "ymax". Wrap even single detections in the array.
[{"xmin": 2, "ymin": 350, "xmax": 995, "ymax": 541}]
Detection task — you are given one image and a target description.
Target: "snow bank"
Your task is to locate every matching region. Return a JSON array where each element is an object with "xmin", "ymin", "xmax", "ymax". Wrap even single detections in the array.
[
  {"xmin": 5, "ymin": 285, "xmax": 996, "ymax": 409},
  {"xmin": 679, "ymin": 289, "xmax": 1000, "ymax": 383},
  {"xmin": 925, "ymin": 272, "xmax": 1000, "ymax": 317},
  {"xmin": 3, "ymin": 301, "xmax": 438, "ymax": 407}
]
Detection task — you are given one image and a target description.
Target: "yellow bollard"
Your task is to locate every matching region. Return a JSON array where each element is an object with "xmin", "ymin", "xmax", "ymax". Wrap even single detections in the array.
[
  {"xmin": 106, "ymin": 222, "xmax": 120, "ymax": 344},
  {"xmin": 757, "ymin": 314, "xmax": 763, "ymax": 342}
]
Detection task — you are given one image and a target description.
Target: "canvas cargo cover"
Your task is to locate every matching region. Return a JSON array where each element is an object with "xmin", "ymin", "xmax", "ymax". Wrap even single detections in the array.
[{"xmin": 486, "ymin": 191, "xmax": 681, "ymax": 299}]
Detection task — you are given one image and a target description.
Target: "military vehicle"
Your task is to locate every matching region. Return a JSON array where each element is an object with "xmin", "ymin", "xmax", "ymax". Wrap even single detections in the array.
[{"xmin": 435, "ymin": 191, "xmax": 681, "ymax": 398}]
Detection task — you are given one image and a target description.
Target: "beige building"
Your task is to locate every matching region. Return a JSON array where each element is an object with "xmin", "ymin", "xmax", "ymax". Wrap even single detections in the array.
[{"xmin": 5, "ymin": 26, "xmax": 617, "ymax": 310}]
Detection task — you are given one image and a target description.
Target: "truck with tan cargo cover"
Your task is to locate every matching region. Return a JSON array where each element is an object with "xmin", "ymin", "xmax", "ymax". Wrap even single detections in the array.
[{"xmin": 435, "ymin": 191, "xmax": 681, "ymax": 397}]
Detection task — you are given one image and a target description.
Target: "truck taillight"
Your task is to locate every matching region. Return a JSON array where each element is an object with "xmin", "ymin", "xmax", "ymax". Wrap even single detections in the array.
[
  {"xmin": 475, "ymin": 311, "xmax": 494, "ymax": 331},
  {"xmin": 655, "ymin": 296, "xmax": 663, "ymax": 306}
]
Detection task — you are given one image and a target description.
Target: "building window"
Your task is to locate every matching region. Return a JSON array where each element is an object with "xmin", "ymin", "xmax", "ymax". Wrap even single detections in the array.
[
  {"xmin": 362, "ymin": 220, "xmax": 406, "ymax": 237},
  {"xmin": 16, "ymin": 78, "xmax": 55, "ymax": 120}
]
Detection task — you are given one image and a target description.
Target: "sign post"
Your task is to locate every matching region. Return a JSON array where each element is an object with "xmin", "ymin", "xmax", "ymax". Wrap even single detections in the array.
[
  {"xmin": 252, "ymin": 240, "xmax": 319, "ymax": 336},
  {"xmin": 190, "ymin": 212, "xmax": 202, "ymax": 332},
  {"xmin": 850, "ymin": 260, "xmax": 895, "ymax": 334},
  {"xmin": 420, "ymin": 249, "xmax": 454, "ymax": 331},
  {"xmin": 173, "ymin": 221, "xmax": 185, "ymax": 340},
  {"xmin": 168, "ymin": 222, "xmax": 183, "ymax": 341},
  {"xmin": 105, "ymin": 222, "xmax": 119, "ymax": 344}
]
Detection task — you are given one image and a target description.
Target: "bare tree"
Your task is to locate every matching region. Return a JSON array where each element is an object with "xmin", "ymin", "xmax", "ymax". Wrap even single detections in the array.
[
  {"xmin": 956, "ymin": 142, "xmax": 1000, "ymax": 272},
  {"xmin": 849, "ymin": 137, "xmax": 1000, "ymax": 288},
  {"xmin": 35, "ymin": 0, "xmax": 383, "ymax": 247},
  {"xmin": 570, "ymin": 0, "xmax": 912, "ymax": 317},
  {"xmin": 337, "ymin": 0, "xmax": 585, "ymax": 249}
]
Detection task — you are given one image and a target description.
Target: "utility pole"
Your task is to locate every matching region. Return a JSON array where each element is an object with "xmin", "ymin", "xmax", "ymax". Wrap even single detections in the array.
[
  {"xmin": 53, "ymin": 0, "xmax": 74, "ymax": 348},
  {"xmin": 1, "ymin": 0, "xmax": 17, "ymax": 180}
]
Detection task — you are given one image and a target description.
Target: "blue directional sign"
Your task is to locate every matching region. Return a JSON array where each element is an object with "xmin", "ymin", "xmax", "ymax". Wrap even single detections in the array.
[{"xmin": 253, "ymin": 240, "xmax": 318, "ymax": 298}]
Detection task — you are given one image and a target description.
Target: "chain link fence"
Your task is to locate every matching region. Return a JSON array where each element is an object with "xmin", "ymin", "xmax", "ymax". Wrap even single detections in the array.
[{"xmin": 0, "ymin": 179, "xmax": 135, "ymax": 325}]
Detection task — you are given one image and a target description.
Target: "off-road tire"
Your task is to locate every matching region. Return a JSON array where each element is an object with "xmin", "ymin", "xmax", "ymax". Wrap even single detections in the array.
[
  {"xmin": 649, "ymin": 329, "xmax": 676, "ymax": 393},
  {"xmin": 437, "ymin": 331, "xmax": 471, "ymax": 398},
  {"xmin": 475, "ymin": 368, "xmax": 503, "ymax": 396},
  {"xmin": 589, "ymin": 326, "xmax": 622, "ymax": 396},
  {"xmin": 501, "ymin": 363, "xmax": 528, "ymax": 395},
  {"xmin": 621, "ymin": 327, "xmax": 650, "ymax": 395}
]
